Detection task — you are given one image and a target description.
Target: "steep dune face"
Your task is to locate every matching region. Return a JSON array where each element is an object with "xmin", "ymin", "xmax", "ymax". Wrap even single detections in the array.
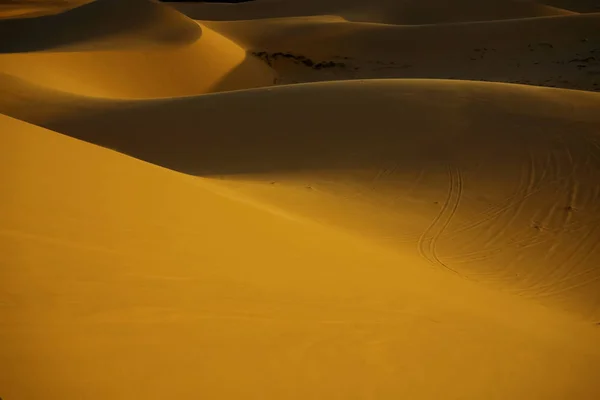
[
  {"xmin": 169, "ymin": 0, "xmax": 574, "ymax": 24},
  {"xmin": 0, "ymin": 0, "xmax": 275, "ymax": 97},
  {"xmin": 204, "ymin": 13, "xmax": 600, "ymax": 91},
  {"xmin": 2, "ymin": 113, "xmax": 600, "ymax": 400},
  {"xmin": 2, "ymin": 76, "xmax": 600, "ymax": 319}
]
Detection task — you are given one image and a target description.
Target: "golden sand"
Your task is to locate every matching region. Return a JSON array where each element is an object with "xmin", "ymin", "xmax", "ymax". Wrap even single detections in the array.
[{"xmin": 1, "ymin": 0, "xmax": 600, "ymax": 399}]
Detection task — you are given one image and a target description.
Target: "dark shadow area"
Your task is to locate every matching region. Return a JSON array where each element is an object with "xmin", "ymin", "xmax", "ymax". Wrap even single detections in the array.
[
  {"xmin": 0, "ymin": 0, "xmax": 200, "ymax": 53},
  {"xmin": 2, "ymin": 74, "xmax": 599, "ymax": 179},
  {"xmin": 165, "ymin": 1, "xmax": 337, "ymax": 22},
  {"xmin": 251, "ymin": 51, "xmax": 347, "ymax": 70},
  {"xmin": 543, "ymin": 0, "xmax": 600, "ymax": 12},
  {"xmin": 209, "ymin": 52, "xmax": 276, "ymax": 93},
  {"xmin": 161, "ymin": 0, "xmax": 254, "ymax": 3},
  {"xmin": 165, "ymin": 0, "xmax": 592, "ymax": 24},
  {"xmin": 244, "ymin": 13, "xmax": 600, "ymax": 92}
]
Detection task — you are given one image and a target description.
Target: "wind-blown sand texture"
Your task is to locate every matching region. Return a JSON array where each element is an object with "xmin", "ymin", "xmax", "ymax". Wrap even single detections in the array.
[{"xmin": 1, "ymin": 0, "xmax": 600, "ymax": 399}]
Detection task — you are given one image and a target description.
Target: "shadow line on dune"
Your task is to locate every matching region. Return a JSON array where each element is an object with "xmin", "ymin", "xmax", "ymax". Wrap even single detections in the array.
[
  {"xmin": 4, "ymin": 76, "xmax": 600, "ymax": 320},
  {"xmin": 0, "ymin": 0, "xmax": 202, "ymax": 53},
  {"xmin": 209, "ymin": 51, "xmax": 276, "ymax": 93},
  {"xmin": 2, "ymin": 76, "xmax": 600, "ymax": 178}
]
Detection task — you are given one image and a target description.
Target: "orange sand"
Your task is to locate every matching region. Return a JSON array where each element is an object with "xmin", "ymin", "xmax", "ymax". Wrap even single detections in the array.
[{"xmin": 1, "ymin": 1, "xmax": 600, "ymax": 399}]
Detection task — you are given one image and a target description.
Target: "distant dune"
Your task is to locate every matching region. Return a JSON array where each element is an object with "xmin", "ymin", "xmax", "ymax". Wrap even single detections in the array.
[
  {"xmin": 168, "ymin": 0, "xmax": 577, "ymax": 24},
  {"xmin": 544, "ymin": 0, "xmax": 600, "ymax": 12},
  {"xmin": 0, "ymin": 0, "xmax": 201, "ymax": 51},
  {"xmin": 203, "ymin": 12, "xmax": 600, "ymax": 91},
  {"xmin": 0, "ymin": 0, "xmax": 275, "ymax": 97},
  {"xmin": 2, "ymin": 0, "xmax": 600, "ymax": 399}
]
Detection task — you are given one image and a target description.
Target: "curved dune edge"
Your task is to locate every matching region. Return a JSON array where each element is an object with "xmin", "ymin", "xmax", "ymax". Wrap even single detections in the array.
[
  {"xmin": 2, "ymin": 75, "xmax": 600, "ymax": 319},
  {"xmin": 0, "ymin": 0, "xmax": 275, "ymax": 98},
  {"xmin": 0, "ymin": 0, "xmax": 201, "ymax": 51},
  {"xmin": 0, "ymin": 24, "xmax": 275, "ymax": 98},
  {"xmin": 169, "ymin": 0, "xmax": 576, "ymax": 24},
  {"xmin": 2, "ymin": 113, "xmax": 600, "ymax": 399}
]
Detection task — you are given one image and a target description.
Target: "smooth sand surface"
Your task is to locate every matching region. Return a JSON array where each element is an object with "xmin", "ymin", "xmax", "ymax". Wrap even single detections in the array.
[
  {"xmin": 168, "ymin": 0, "xmax": 576, "ymax": 24},
  {"xmin": 2, "ymin": 113, "xmax": 600, "ymax": 400},
  {"xmin": 0, "ymin": 0, "xmax": 275, "ymax": 97},
  {"xmin": 3, "ymin": 74, "xmax": 600, "ymax": 318},
  {"xmin": 2, "ymin": 0, "xmax": 600, "ymax": 399}
]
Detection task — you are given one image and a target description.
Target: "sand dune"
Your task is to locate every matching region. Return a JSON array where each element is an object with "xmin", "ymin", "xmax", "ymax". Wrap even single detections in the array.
[
  {"xmin": 2, "ymin": 113, "xmax": 600, "ymax": 399},
  {"xmin": 2, "ymin": 0, "xmax": 600, "ymax": 398},
  {"xmin": 204, "ymin": 12, "xmax": 600, "ymax": 91},
  {"xmin": 0, "ymin": 0, "xmax": 86, "ymax": 19},
  {"xmin": 544, "ymin": 0, "xmax": 600, "ymax": 12},
  {"xmin": 0, "ymin": 0, "xmax": 274, "ymax": 97},
  {"xmin": 0, "ymin": 0, "xmax": 201, "ymax": 51},
  {"xmin": 2, "ymin": 75, "xmax": 600, "ymax": 318},
  {"xmin": 169, "ymin": 0, "xmax": 575, "ymax": 24}
]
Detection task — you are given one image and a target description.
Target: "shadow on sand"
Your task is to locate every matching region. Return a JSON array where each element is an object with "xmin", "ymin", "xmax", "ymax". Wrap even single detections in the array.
[
  {"xmin": 0, "ymin": 0, "xmax": 201, "ymax": 53},
  {"xmin": 2, "ymin": 73, "xmax": 600, "ymax": 179}
]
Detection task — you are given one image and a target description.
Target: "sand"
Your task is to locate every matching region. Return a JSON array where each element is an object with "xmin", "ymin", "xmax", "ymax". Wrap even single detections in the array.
[
  {"xmin": 1, "ymin": 0, "xmax": 600, "ymax": 399},
  {"xmin": 168, "ymin": 0, "xmax": 576, "ymax": 24},
  {"xmin": 0, "ymin": 0, "xmax": 275, "ymax": 97}
]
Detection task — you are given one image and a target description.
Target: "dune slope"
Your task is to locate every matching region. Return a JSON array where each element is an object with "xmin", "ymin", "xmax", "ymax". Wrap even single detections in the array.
[
  {"xmin": 2, "ymin": 76, "xmax": 600, "ymax": 319},
  {"xmin": 2, "ymin": 0, "xmax": 600, "ymax": 398},
  {"xmin": 169, "ymin": 0, "xmax": 575, "ymax": 24},
  {"xmin": 204, "ymin": 12, "xmax": 600, "ymax": 91},
  {"xmin": 0, "ymin": 0, "xmax": 275, "ymax": 97},
  {"xmin": 0, "ymin": 0, "xmax": 201, "ymax": 51},
  {"xmin": 2, "ymin": 113, "xmax": 600, "ymax": 400},
  {"xmin": 544, "ymin": 0, "xmax": 600, "ymax": 11}
]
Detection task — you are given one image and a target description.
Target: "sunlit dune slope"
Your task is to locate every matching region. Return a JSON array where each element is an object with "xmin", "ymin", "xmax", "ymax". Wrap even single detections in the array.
[
  {"xmin": 204, "ymin": 12, "xmax": 600, "ymax": 91},
  {"xmin": 2, "ymin": 113, "xmax": 600, "ymax": 399},
  {"xmin": 169, "ymin": 0, "xmax": 574, "ymax": 24},
  {"xmin": 0, "ymin": 0, "xmax": 275, "ymax": 97},
  {"xmin": 2, "ymin": 75, "xmax": 600, "ymax": 319}
]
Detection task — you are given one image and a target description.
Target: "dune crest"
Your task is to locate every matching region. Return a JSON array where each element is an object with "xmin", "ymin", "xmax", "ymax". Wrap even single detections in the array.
[
  {"xmin": 0, "ymin": 0, "xmax": 202, "ymax": 52},
  {"xmin": 0, "ymin": 0, "xmax": 276, "ymax": 98}
]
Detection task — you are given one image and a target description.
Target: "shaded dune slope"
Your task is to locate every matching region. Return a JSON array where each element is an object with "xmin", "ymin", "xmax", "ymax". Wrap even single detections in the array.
[
  {"xmin": 0, "ymin": 0, "xmax": 275, "ymax": 97},
  {"xmin": 0, "ymin": 0, "xmax": 201, "ymax": 52},
  {"xmin": 169, "ymin": 0, "xmax": 575, "ymax": 24},
  {"xmin": 2, "ymin": 113, "xmax": 600, "ymax": 400},
  {"xmin": 0, "ymin": 2, "xmax": 75, "ymax": 19},
  {"xmin": 2, "ymin": 75, "xmax": 600, "ymax": 319},
  {"xmin": 205, "ymin": 12, "xmax": 600, "ymax": 91},
  {"xmin": 544, "ymin": 0, "xmax": 600, "ymax": 11}
]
